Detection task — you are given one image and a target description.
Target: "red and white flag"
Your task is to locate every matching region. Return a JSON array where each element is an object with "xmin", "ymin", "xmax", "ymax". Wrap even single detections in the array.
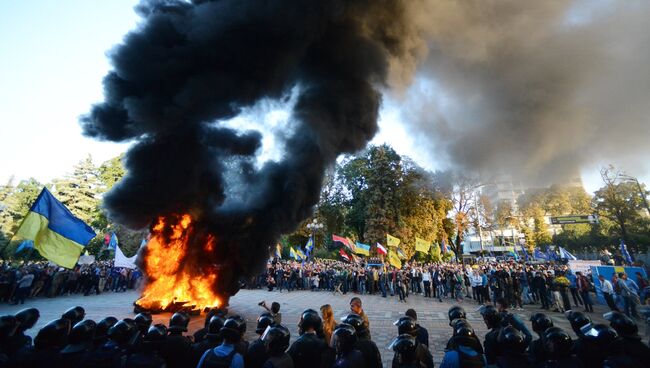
[{"xmin": 376, "ymin": 242, "xmax": 387, "ymax": 255}]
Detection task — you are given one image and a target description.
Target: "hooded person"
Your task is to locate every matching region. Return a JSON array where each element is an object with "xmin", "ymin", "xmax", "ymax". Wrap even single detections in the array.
[
  {"xmin": 245, "ymin": 314, "xmax": 275, "ymax": 368},
  {"xmin": 343, "ymin": 314, "xmax": 381, "ymax": 368},
  {"xmin": 197, "ymin": 317, "xmax": 245, "ymax": 368},
  {"xmin": 288, "ymin": 310, "xmax": 327, "ymax": 368},
  {"xmin": 392, "ymin": 316, "xmax": 434, "ymax": 368},
  {"xmin": 261, "ymin": 325, "xmax": 293, "ymax": 368},
  {"xmin": 160, "ymin": 312, "xmax": 193, "ymax": 368},
  {"xmin": 604, "ymin": 311, "xmax": 650, "ymax": 364}
]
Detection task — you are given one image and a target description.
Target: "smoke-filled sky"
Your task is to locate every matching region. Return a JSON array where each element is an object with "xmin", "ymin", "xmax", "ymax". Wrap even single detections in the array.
[{"xmin": 0, "ymin": 0, "xmax": 649, "ymax": 193}]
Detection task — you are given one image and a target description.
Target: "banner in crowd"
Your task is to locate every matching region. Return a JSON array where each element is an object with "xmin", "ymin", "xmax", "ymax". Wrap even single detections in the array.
[
  {"xmin": 333, "ymin": 234, "xmax": 355, "ymax": 251},
  {"xmin": 354, "ymin": 242, "xmax": 370, "ymax": 256},
  {"xmin": 386, "ymin": 234, "xmax": 401, "ymax": 247},
  {"xmin": 415, "ymin": 238, "xmax": 430, "ymax": 253},
  {"xmin": 567, "ymin": 260, "xmax": 600, "ymax": 274},
  {"xmin": 388, "ymin": 250, "xmax": 402, "ymax": 269},
  {"xmin": 78, "ymin": 252, "xmax": 95, "ymax": 265},
  {"xmin": 396, "ymin": 247, "xmax": 407, "ymax": 260},
  {"xmin": 375, "ymin": 243, "xmax": 387, "ymax": 255},
  {"xmin": 339, "ymin": 248, "xmax": 351, "ymax": 262},
  {"xmin": 114, "ymin": 244, "xmax": 137, "ymax": 269},
  {"xmin": 590, "ymin": 265, "xmax": 647, "ymax": 305}
]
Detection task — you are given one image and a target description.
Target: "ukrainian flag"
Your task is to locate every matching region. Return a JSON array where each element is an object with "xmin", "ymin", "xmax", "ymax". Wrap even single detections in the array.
[
  {"xmin": 354, "ymin": 242, "xmax": 370, "ymax": 256},
  {"xmin": 14, "ymin": 188, "xmax": 96, "ymax": 268}
]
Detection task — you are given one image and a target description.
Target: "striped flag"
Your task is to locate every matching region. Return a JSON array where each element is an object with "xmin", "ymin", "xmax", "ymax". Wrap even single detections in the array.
[
  {"xmin": 339, "ymin": 248, "xmax": 351, "ymax": 262},
  {"xmin": 376, "ymin": 243, "xmax": 387, "ymax": 255},
  {"xmin": 333, "ymin": 234, "xmax": 355, "ymax": 251}
]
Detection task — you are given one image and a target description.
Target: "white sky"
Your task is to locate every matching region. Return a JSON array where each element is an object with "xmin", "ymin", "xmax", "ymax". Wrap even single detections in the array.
[{"xmin": 0, "ymin": 0, "xmax": 645, "ymax": 194}]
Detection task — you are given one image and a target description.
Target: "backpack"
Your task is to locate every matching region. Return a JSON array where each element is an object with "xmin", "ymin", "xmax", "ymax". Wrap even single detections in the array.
[
  {"xmin": 456, "ymin": 345, "xmax": 486, "ymax": 368},
  {"xmin": 200, "ymin": 349, "xmax": 236, "ymax": 368}
]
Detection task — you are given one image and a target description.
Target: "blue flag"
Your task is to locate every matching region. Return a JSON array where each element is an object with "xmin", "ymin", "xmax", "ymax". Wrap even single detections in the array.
[
  {"xmin": 533, "ymin": 248, "xmax": 548, "ymax": 260},
  {"xmin": 305, "ymin": 236, "xmax": 314, "ymax": 257},
  {"xmin": 620, "ymin": 239, "xmax": 633, "ymax": 264},
  {"xmin": 15, "ymin": 240, "xmax": 34, "ymax": 254},
  {"xmin": 559, "ymin": 247, "xmax": 577, "ymax": 260},
  {"xmin": 520, "ymin": 244, "xmax": 529, "ymax": 261},
  {"xmin": 108, "ymin": 232, "xmax": 119, "ymax": 249}
]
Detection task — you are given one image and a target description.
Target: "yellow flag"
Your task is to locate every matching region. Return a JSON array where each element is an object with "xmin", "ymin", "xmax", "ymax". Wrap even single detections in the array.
[
  {"xmin": 388, "ymin": 251, "xmax": 402, "ymax": 269},
  {"xmin": 386, "ymin": 234, "xmax": 401, "ymax": 247},
  {"xmin": 415, "ymin": 238, "xmax": 430, "ymax": 253}
]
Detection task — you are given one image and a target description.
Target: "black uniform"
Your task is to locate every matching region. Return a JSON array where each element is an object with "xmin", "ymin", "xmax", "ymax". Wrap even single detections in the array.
[
  {"xmin": 263, "ymin": 353, "xmax": 294, "ymax": 368},
  {"xmin": 620, "ymin": 336, "xmax": 650, "ymax": 365},
  {"xmin": 483, "ymin": 328, "xmax": 501, "ymax": 365},
  {"xmin": 415, "ymin": 324, "xmax": 429, "ymax": 347},
  {"xmin": 287, "ymin": 332, "xmax": 327, "ymax": 368},
  {"xmin": 160, "ymin": 333, "xmax": 192, "ymax": 368},
  {"xmin": 392, "ymin": 342, "xmax": 434, "ymax": 368},
  {"xmin": 334, "ymin": 350, "xmax": 365, "ymax": 368},
  {"xmin": 354, "ymin": 336, "xmax": 382, "ymax": 368},
  {"xmin": 246, "ymin": 338, "xmax": 270, "ymax": 368}
]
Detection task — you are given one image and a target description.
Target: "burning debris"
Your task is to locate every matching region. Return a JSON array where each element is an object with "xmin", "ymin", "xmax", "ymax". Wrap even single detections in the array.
[{"xmin": 82, "ymin": 0, "xmax": 418, "ymax": 309}]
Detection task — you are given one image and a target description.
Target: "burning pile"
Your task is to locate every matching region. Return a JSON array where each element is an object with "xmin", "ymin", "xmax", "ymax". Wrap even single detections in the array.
[
  {"xmin": 134, "ymin": 214, "xmax": 221, "ymax": 314},
  {"xmin": 83, "ymin": 0, "xmax": 419, "ymax": 308}
]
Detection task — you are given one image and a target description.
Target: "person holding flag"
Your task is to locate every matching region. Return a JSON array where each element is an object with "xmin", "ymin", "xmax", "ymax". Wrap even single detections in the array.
[
  {"xmin": 620, "ymin": 239, "xmax": 634, "ymax": 265},
  {"xmin": 375, "ymin": 243, "xmax": 387, "ymax": 256},
  {"xmin": 12, "ymin": 187, "xmax": 96, "ymax": 269}
]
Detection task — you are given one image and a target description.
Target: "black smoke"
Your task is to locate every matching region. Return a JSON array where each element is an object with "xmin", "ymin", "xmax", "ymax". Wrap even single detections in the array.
[{"xmin": 82, "ymin": 0, "xmax": 415, "ymax": 298}]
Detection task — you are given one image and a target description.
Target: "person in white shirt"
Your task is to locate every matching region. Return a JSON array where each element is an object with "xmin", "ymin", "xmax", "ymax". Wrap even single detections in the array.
[
  {"xmin": 422, "ymin": 269, "xmax": 432, "ymax": 297},
  {"xmin": 598, "ymin": 274, "xmax": 619, "ymax": 312}
]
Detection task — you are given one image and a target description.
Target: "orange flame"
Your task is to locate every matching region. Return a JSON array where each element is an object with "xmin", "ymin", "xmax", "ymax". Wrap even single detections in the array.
[{"xmin": 135, "ymin": 214, "xmax": 221, "ymax": 311}]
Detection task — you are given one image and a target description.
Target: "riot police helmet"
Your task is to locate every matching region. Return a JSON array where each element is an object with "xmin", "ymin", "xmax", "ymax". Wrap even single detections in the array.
[
  {"xmin": 530, "ymin": 313, "xmax": 554, "ymax": 335},
  {"xmin": 261, "ymin": 324, "xmax": 291, "ymax": 356},
  {"xmin": 394, "ymin": 316, "xmax": 418, "ymax": 336},
  {"xmin": 330, "ymin": 323, "xmax": 357, "ymax": 354},
  {"xmin": 448, "ymin": 306, "xmax": 466, "ymax": 325},
  {"xmin": 61, "ymin": 306, "xmax": 85, "ymax": 325},
  {"xmin": 604, "ymin": 311, "xmax": 640, "ymax": 339},
  {"xmin": 34, "ymin": 318, "xmax": 71, "ymax": 350},
  {"xmin": 168, "ymin": 312, "xmax": 190, "ymax": 333},
  {"xmin": 543, "ymin": 327, "xmax": 573, "ymax": 360},
  {"xmin": 497, "ymin": 326, "xmax": 527, "ymax": 354},
  {"xmin": 256, "ymin": 314, "xmax": 275, "ymax": 334},
  {"xmin": 14, "ymin": 308, "xmax": 40, "ymax": 331}
]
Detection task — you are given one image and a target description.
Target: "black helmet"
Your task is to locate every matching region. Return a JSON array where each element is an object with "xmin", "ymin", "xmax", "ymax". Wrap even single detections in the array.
[
  {"xmin": 497, "ymin": 326, "xmax": 527, "ymax": 354},
  {"xmin": 0, "ymin": 315, "xmax": 18, "ymax": 338},
  {"xmin": 565, "ymin": 311, "xmax": 590, "ymax": 335},
  {"xmin": 134, "ymin": 313, "xmax": 153, "ymax": 334},
  {"xmin": 582, "ymin": 323, "xmax": 618, "ymax": 349},
  {"xmin": 450, "ymin": 318, "xmax": 472, "ymax": 330},
  {"xmin": 603, "ymin": 311, "xmax": 639, "ymax": 338},
  {"xmin": 330, "ymin": 323, "xmax": 357, "ymax": 354},
  {"xmin": 203, "ymin": 308, "xmax": 221, "ymax": 328},
  {"xmin": 530, "ymin": 313, "xmax": 554, "ymax": 334},
  {"xmin": 34, "ymin": 318, "xmax": 71, "ymax": 350},
  {"xmin": 262, "ymin": 325, "xmax": 290, "ymax": 355},
  {"xmin": 343, "ymin": 314, "xmax": 367, "ymax": 336},
  {"xmin": 61, "ymin": 306, "xmax": 85, "ymax": 325},
  {"xmin": 61, "ymin": 320, "xmax": 96, "ymax": 354},
  {"xmin": 108, "ymin": 320, "xmax": 139, "ymax": 346},
  {"xmin": 448, "ymin": 306, "xmax": 466, "ymax": 325},
  {"xmin": 230, "ymin": 315, "xmax": 247, "ymax": 334},
  {"xmin": 480, "ymin": 305, "xmax": 501, "ymax": 328},
  {"xmin": 168, "ymin": 312, "xmax": 190, "ymax": 333},
  {"xmin": 256, "ymin": 314, "xmax": 275, "ymax": 334},
  {"xmin": 543, "ymin": 327, "xmax": 573, "ymax": 360},
  {"xmin": 208, "ymin": 316, "xmax": 226, "ymax": 336},
  {"xmin": 220, "ymin": 317, "xmax": 244, "ymax": 342},
  {"xmin": 390, "ymin": 334, "xmax": 417, "ymax": 365},
  {"xmin": 14, "ymin": 308, "xmax": 40, "ymax": 331},
  {"xmin": 145, "ymin": 324, "xmax": 167, "ymax": 342},
  {"xmin": 95, "ymin": 316, "xmax": 118, "ymax": 341},
  {"xmin": 394, "ymin": 316, "xmax": 418, "ymax": 336},
  {"xmin": 299, "ymin": 310, "xmax": 322, "ymax": 332}
]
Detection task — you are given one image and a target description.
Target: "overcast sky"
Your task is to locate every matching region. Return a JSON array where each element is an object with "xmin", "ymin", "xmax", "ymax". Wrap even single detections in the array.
[{"xmin": 0, "ymin": 0, "xmax": 646, "ymax": 194}]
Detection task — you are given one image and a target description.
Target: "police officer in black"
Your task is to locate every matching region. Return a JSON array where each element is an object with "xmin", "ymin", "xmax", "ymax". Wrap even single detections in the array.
[
  {"xmin": 288, "ymin": 310, "xmax": 327, "ymax": 368},
  {"xmin": 343, "ymin": 314, "xmax": 381, "ymax": 368},
  {"xmin": 331, "ymin": 323, "xmax": 365, "ymax": 368},
  {"xmin": 6, "ymin": 308, "xmax": 39, "ymax": 357},
  {"xmin": 495, "ymin": 326, "xmax": 530, "ymax": 368},
  {"xmin": 584, "ymin": 324, "xmax": 640, "ymax": 367},
  {"xmin": 246, "ymin": 314, "xmax": 275, "ymax": 368},
  {"xmin": 61, "ymin": 306, "xmax": 86, "ymax": 326},
  {"xmin": 11, "ymin": 318, "xmax": 71, "ymax": 368},
  {"xmin": 58, "ymin": 319, "xmax": 97, "ymax": 367},
  {"xmin": 393, "ymin": 316, "xmax": 434, "ymax": 368},
  {"xmin": 480, "ymin": 304, "xmax": 503, "ymax": 365},
  {"xmin": 80, "ymin": 319, "xmax": 139, "ymax": 368},
  {"xmin": 528, "ymin": 312, "xmax": 553, "ymax": 364},
  {"xmin": 0, "ymin": 315, "xmax": 17, "ymax": 364},
  {"xmin": 160, "ymin": 312, "xmax": 193, "ymax": 368},
  {"xmin": 193, "ymin": 316, "xmax": 225, "ymax": 366},
  {"xmin": 440, "ymin": 323, "xmax": 486, "ymax": 367},
  {"xmin": 122, "ymin": 324, "xmax": 167, "ymax": 368},
  {"xmin": 540, "ymin": 327, "xmax": 582, "ymax": 368},
  {"xmin": 604, "ymin": 311, "xmax": 650, "ymax": 365},
  {"xmin": 405, "ymin": 309, "xmax": 429, "ymax": 347},
  {"xmin": 391, "ymin": 334, "xmax": 418, "ymax": 368},
  {"xmin": 134, "ymin": 313, "xmax": 153, "ymax": 339},
  {"xmin": 262, "ymin": 325, "xmax": 293, "ymax": 368},
  {"xmin": 565, "ymin": 310, "xmax": 602, "ymax": 366},
  {"xmin": 93, "ymin": 316, "xmax": 118, "ymax": 350}
]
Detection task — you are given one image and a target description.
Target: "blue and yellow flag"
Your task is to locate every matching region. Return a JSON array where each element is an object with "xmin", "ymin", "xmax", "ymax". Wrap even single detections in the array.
[
  {"xmin": 274, "ymin": 243, "xmax": 282, "ymax": 259},
  {"xmin": 354, "ymin": 242, "xmax": 370, "ymax": 256},
  {"xmin": 14, "ymin": 188, "xmax": 96, "ymax": 268},
  {"xmin": 289, "ymin": 247, "xmax": 297, "ymax": 259},
  {"xmin": 295, "ymin": 247, "xmax": 306, "ymax": 260}
]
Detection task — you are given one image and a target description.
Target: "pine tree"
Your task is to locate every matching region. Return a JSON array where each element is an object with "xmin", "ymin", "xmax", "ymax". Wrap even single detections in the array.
[{"xmin": 51, "ymin": 155, "xmax": 101, "ymax": 225}]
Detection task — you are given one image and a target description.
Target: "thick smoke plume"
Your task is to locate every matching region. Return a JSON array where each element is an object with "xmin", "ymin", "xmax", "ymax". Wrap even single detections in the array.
[
  {"xmin": 82, "ymin": 0, "xmax": 417, "ymax": 297},
  {"xmin": 401, "ymin": 0, "xmax": 650, "ymax": 184}
]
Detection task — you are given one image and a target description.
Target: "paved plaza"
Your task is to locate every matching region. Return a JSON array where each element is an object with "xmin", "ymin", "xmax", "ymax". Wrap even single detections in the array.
[{"xmin": 0, "ymin": 288, "xmax": 641, "ymax": 366}]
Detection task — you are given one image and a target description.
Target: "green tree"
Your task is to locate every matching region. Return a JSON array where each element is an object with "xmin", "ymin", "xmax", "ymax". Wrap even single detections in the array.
[
  {"xmin": 0, "ymin": 178, "xmax": 46, "ymax": 257},
  {"xmin": 98, "ymin": 154, "xmax": 126, "ymax": 191},
  {"xmin": 51, "ymin": 155, "xmax": 102, "ymax": 225}
]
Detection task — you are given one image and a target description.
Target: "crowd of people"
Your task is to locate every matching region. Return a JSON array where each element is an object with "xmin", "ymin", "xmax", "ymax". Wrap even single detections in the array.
[
  {"xmin": 252, "ymin": 258, "xmax": 650, "ymax": 319},
  {"xmin": 0, "ymin": 260, "xmax": 143, "ymax": 305},
  {"xmin": 1, "ymin": 295, "xmax": 649, "ymax": 367}
]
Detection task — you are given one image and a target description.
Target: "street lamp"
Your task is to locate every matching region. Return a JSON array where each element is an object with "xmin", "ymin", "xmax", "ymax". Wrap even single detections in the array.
[
  {"xmin": 306, "ymin": 218, "xmax": 323, "ymax": 260},
  {"xmin": 619, "ymin": 174, "xmax": 650, "ymax": 216}
]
